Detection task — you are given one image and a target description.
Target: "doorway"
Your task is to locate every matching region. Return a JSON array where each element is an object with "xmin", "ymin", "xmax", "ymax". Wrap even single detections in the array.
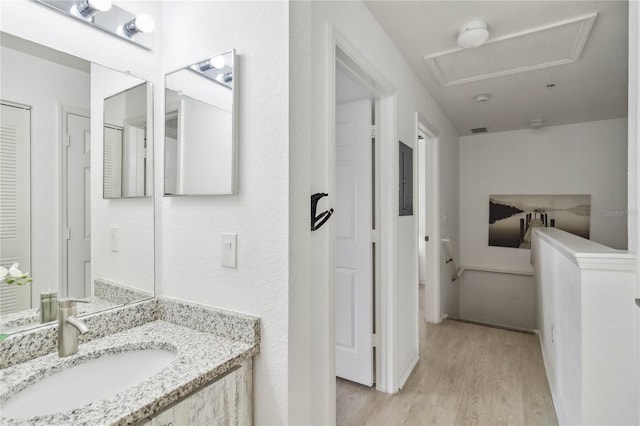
[
  {"xmin": 330, "ymin": 36, "xmax": 399, "ymax": 399},
  {"xmin": 416, "ymin": 114, "xmax": 441, "ymax": 325},
  {"xmin": 62, "ymin": 109, "xmax": 91, "ymax": 298}
]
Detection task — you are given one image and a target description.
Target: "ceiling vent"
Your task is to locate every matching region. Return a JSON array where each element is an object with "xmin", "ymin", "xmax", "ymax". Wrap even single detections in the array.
[{"xmin": 471, "ymin": 127, "xmax": 488, "ymax": 134}]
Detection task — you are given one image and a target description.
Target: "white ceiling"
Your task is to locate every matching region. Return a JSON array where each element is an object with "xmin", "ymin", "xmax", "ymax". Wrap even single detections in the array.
[{"xmin": 364, "ymin": 1, "xmax": 628, "ymax": 135}]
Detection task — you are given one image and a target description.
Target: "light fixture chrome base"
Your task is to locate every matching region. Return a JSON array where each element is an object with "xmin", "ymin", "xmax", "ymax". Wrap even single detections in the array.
[{"xmin": 32, "ymin": 0, "xmax": 153, "ymax": 51}]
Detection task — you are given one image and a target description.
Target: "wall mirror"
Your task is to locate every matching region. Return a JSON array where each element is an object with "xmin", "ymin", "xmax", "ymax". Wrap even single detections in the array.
[
  {"xmin": 103, "ymin": 81, "xmax": 153, "ymax": 198},
  {"xmin": 164, "ymin": 50, "xmax": 236, "ymax": 196},
  {"xmin": 0, "ymin": 32, "xmax": 155, "ymax": 336}
]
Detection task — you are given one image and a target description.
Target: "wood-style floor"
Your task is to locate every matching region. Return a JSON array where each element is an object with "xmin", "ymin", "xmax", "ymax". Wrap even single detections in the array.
[{"xmin": 336, "ymin": 287, "xmax": 558, "ymax": 426}]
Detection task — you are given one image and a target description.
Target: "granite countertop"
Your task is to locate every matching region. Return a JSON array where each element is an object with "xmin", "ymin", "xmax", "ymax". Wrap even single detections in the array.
[{"xmin": 0, "ymin": 318, "xmax": 259, "ymax": 425}]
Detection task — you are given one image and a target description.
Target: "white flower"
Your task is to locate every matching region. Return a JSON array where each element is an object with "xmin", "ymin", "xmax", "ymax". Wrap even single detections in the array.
[
  {"xmin": 1, "ymin": 263, "xmax": 32, "ymax": 286},
  {"xmin": 9, "ymin": 263, "xmax": 23, "ymax": 277}
]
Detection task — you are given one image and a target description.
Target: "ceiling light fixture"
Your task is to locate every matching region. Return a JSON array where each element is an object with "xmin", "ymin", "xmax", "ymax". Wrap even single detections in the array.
[
  {"xmin": 123, "ymin": 14, "xmax": 155, "ymax": 37},
  {"xmin": 474, "ymin": 94, "xmax": 491, "ymax": 102},
  {"xmin": 457, "ymin": 20, "xmax": 490, "ymax": 49},
  {"xmin": 528, "ymin": 119, "xmax": 545, "ymax": 129}
]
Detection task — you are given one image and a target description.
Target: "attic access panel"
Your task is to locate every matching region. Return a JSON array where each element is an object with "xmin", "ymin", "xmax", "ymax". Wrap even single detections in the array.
[{"xmin": 425, "ymin": 13, "xmax": 597, "ymax": 87}]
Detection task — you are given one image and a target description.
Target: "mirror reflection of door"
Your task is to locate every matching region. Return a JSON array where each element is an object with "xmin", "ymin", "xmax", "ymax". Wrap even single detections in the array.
[
  {"xmin": 164, "ymin": 111, "xmax": 179, "ymax": 195},
  {"xmin": 64, "ymin": 112, "xmax": 91, "ymax": 298},
  {"xmin": 0, "ymin": 102, "xmax": 32, "ymax": 313},
  {"xmin": 104, "ymin": 125, "xmax": 124, "ymax": 198},
  {"xmin": 102, "ymin": 83, "xmax": 150, "ymax": 199}
]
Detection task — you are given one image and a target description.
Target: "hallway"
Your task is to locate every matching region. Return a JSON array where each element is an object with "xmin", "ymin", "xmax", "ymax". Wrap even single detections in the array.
[{"xmin": 336, "ymin": 287, "xmax": 558, "ymax": 425}]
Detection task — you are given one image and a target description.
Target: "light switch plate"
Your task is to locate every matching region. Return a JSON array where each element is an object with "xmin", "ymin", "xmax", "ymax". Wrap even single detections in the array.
[
  {"xmin": 221, "ymin": 233, "xmax": 237, "ymax": 268},
  {"xmin": 111, "ymin": 227, "xmax": 120, "ymax": 252}
]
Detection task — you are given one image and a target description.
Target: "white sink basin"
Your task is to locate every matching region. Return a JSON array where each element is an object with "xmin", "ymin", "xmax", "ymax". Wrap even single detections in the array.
[{"xmin": 1, "ymin": 348, "xmax": 176, "ymax": 419}]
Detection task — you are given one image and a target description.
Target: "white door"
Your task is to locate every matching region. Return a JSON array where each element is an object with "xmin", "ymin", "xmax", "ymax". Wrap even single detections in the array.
[
  {"xmin": 65, "ymin": 113, "xmax": 91, "ymax": 298},
  {"xmin": 335, "ymin": 100, "xmax": 374, "ymax": 386},
  {"xmin": 0, "ymin": 103, "xmax": 31, "ymax": 313}
]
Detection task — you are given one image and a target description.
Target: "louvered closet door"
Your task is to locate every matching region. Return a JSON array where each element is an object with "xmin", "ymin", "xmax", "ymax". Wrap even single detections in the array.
[
  {"xmin": 104, "ymin": 125, "xmax": 123, "ymax": 198},
  {"xmin": 0, "ymin": 103, "xmax": 31, "ymax": 314}
]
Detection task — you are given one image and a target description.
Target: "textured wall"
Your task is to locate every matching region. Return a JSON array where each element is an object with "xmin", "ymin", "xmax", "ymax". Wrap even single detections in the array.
[{"xmin": 158, "ymin": 2, "xmax": 290, "ymax": 424}]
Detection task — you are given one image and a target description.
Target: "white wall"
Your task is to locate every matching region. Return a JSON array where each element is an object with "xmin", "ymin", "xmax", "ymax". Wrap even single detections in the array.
[
  {"xmin": 533, "ymin": 229, "xmax": 638, "ymax": 425},
  {"xmin": 289, "ymin": 1, "xmax": 460, "ymax": 423},
  {"xmin": 628, "ymin": 4, "xmax": 640, "ymax": 422},
  {"xmin": 629, "ymin": 1, "xmax": 639, "ymax": 255},
  {"xmin": 158, "ymin": 2, "xmax": 290, "ymax": 425},
  {"xmin": 460, "ymin": 118, "xmax": 628, "ymax": 269},
  {"xmin": 0, "ymin": 46, "xmax": 90, "ymax": 305},
  {"xmin": 459, "ymin": 118, "xmax": 627, "ymax": 329},
  {"xmin": 459, "ymin": 270, "xmax": 535, "ymax": 330}
]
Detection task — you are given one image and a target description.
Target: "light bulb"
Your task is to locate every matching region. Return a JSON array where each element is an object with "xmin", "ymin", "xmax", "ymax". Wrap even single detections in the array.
[
  {"xmin": 77, "ymin": 0, "xmax": 112, "ymax": 17},
  {"xmin": 123, "ymin": 14, "xmax": 155, "ymax": 37},
  {"xmin": 133, "ymin": 14, "xmax": 155, "ymax": 33},
  {"xmin": 210, "ymin": 55, "xmax": 226, "ymax": 69}
]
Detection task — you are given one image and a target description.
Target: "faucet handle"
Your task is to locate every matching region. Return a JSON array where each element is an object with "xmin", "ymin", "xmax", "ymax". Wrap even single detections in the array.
[{"xmin": 58, "ymin": 298, "xmax": 91, "ymax": 309}]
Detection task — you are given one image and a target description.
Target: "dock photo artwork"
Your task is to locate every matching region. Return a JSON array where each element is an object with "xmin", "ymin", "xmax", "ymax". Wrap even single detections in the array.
[{"xmin": 488, "ymin": 194, "xmax": 591, "ymax": 249}]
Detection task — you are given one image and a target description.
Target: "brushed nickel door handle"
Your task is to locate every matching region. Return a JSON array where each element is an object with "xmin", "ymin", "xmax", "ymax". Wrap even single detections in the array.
[{"xmin": 636, "ymin": 298, "xmax": 640, "ymax": 308}]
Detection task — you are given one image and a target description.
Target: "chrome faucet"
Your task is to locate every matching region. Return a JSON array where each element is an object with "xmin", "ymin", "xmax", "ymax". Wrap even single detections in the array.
[{"xmin": 58, "ymin": 299, "xmax": 89, "ymax": 357}]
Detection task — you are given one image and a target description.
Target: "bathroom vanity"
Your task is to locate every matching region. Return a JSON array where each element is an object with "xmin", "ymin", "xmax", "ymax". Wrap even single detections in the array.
[{"xmin": 0, "ymin": 298, "xmax": 260, "ymax": 425}]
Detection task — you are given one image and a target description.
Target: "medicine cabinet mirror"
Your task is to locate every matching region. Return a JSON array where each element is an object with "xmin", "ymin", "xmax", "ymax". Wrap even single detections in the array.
[
  {"xmin": 164, "ymin": 50, "xmax": 236, "ymax": 196},
  {"xmin": 103, "ymin": 81, "xmax": 153, "ymax": 198}
]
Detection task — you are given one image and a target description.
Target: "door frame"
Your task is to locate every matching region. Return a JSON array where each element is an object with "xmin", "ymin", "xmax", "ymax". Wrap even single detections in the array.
[
  {"xmin": 329, "ymin": 26, "xmax": 398, "ymax": 394},
  {"xmin": 416, "ymin": 113, "xmax": 441, "ymax": 324},
  {"xmin": 60, "ymin": 105, "xmax": 90, "ymax": 298}
]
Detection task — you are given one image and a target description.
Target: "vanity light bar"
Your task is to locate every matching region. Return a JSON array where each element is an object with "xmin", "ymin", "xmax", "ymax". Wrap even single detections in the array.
[
  {"xmin": 32, "ymin": 0, "xmax": 154, "ymax": 50},
  {"xmin": 189, "ymin": 53, "xmax": 234, "ymax": 89}
]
